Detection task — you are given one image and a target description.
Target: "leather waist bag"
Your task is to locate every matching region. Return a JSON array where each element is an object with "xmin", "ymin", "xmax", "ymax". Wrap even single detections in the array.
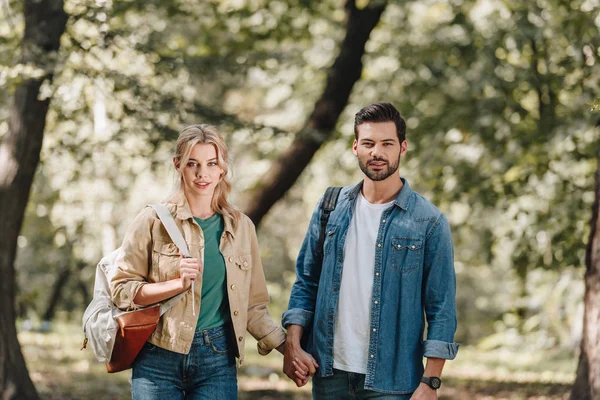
[{"xmin": 106, "ymin": 305, "xmax": 160, "ymax": 373}]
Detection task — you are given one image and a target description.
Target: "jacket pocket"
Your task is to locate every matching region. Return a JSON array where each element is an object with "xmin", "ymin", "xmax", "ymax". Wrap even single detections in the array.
[
  {"xmin": 234, "ymin": 254, "xmax": 252, "ymax": 271},
  {"xmin": 152, "ymin": 241, "xmax": 180, "ymax": 281},
  {"xmin": 390, "ymin": 238, "xmax": 422, "ymax": 274}
]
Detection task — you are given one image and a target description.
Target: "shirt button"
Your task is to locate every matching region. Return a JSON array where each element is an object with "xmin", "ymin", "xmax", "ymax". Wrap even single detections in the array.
[
  {"xmin": 372, "ymin": 328, "xmax": 376, "ymax": 332},
  {"xmin": 333, "ymin": 288, "xmax": 338, "ymax": 292},
  {"xmin": 238, "ymin": 336, "xmax": 243, "ymax": 342},
  {"xmin": 374, "ymin": 301, "xmax": 378, "ymax": 304},
  {"xmin": 382, "ymin": 219, "xmax": 386, "ymax": 223},
  {"xmin": 370, "ymin": 354, "xmax": 374, "ymax": 358},
  {"xmin": 377, "ymin": 243, "xmax": 382, "ymax": 248},
  {"xmin": 376, "ymin": 272, "xmax": 380, "ymax": 276},
  {"xmin": 411, "ymin": 245, "xmax": 416, "ymax": 249},
  {"xmin": 233, "ymin": 311, "xmax": 239, "ymax": 316},
  {"xmin": 230, "ymin": 284, "xmax": 236, "ymax": 291},
  {"xmin": 243, "ymin": 261, "xmax": 248, "ymax": 267}
]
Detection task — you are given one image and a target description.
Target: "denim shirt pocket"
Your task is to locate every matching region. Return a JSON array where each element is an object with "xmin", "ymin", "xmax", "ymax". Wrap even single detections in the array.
[{"xmin": 390, "ymin": 237, "xmax": 422, "ymax": 273}]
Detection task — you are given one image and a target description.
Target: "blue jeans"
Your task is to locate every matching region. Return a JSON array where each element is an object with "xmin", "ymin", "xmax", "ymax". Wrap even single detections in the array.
[
  {"xmin": 313, "ymin": 369, "xmax": 413, "ymax": 400},
  {"xmin": 132, "ymin": 324, "xmax": 237, "ymax": 400}
]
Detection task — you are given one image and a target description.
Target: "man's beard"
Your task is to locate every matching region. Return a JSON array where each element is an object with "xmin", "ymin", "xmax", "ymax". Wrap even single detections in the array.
[{"xmin": 358, "ymin": 155, "xmax": 400, "ymax": 182}]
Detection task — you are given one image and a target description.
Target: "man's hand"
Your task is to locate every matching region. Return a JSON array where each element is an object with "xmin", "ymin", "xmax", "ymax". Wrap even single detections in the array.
[
  {"xmin": 283, "ymin": 345, "xmax": 318, "ymax": 387},
  {"xmin": 410, "ymin": 383, "xmax": 437, "ymax": 400},
  {"xmin": 282, "ymin": 325, "xmax": 318, "ymax": 387}
]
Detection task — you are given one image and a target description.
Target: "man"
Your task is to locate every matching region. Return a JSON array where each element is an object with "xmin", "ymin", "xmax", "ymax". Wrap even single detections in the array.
[{"xmin": 281, "ymin": 103, "xmax": 459, "ymax": 399}]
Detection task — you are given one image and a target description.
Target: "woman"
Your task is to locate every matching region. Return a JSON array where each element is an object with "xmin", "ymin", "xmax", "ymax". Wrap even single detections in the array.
[{"xmin": 110, "ymin": 124, "xmax": 287, "ymax": 399}]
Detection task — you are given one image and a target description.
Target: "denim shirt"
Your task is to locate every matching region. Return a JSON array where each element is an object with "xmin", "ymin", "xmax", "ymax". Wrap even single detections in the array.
[{"xmin": 282, "ymin": 179, "xmax": 459, "ymax": 394}]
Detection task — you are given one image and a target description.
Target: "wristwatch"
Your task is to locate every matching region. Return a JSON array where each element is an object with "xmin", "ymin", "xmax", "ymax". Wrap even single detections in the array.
[{"xmin": 420, "ymin": 376, "xmax": 442, "ymax": 390}]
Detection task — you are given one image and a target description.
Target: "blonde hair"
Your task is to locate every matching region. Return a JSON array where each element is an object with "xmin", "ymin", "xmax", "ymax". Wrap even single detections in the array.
[{"xmin": 169, "ymin": 124, "xmax": 240, "ymax": 227}]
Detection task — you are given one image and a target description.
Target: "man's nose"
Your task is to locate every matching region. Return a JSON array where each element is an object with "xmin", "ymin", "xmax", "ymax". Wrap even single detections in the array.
[{"xmin": 370, "ymin": 145, "xmax": 382, "ymax": 157}]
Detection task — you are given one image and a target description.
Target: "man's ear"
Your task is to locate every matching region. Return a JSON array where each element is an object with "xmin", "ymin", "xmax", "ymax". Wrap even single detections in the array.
[{"xmin": 400, "ymin": 140, "xmax": 408, "ymax": 157}]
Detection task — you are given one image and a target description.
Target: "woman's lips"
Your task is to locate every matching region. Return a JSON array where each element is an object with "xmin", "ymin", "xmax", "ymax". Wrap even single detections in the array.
[{"xmin": 194, "ymin": 182, "xmax": 211, "ymax": 189}]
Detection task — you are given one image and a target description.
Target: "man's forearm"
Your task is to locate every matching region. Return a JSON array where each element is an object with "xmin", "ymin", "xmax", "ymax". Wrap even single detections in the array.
[
  {"xmin": 423, "ymin": 357, "xmax": 445, "ymax": 377},
  {"xmin": 285, "ymin": 324, "xmax": 304, "ymax": 349}
]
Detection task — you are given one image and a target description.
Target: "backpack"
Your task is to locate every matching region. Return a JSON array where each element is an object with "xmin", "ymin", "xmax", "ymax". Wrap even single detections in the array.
[
  {"xmin": 315, "ymin": 186, "xmax": 343, "ymax": 261},
  {"xmin": 81, "ymin": 204, "xmax": 190, "ymax": 364}
]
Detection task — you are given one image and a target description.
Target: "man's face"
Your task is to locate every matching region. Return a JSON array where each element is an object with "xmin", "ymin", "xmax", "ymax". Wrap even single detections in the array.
[{"xmin": 353, "ymin": 121, "xmax": 407, "ymax": 182}]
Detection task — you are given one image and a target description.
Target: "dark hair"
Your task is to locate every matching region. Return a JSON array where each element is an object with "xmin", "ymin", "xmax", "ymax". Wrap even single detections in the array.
[{"xmin": 354, "ymin": 103, "xmax": 406, "ymax": 142}]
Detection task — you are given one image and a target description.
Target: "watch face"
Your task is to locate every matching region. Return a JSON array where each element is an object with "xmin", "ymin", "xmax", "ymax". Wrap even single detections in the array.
[{"xmin": 430, "ymin": 377, "xmax": 442, "ymax": 389}]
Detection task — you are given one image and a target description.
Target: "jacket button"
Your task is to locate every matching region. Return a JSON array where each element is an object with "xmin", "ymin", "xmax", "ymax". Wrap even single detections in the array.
[
  {"xmin": 229, "ymin": 257, "xmax": 233, "ymax": 262},
  {"xmin": 230, "ymin": 284, "xmax": 236, "ymax": 291},
  {"xmin": 238, "ymin": 336, "xmax": 243, "ymax": 342},
  {"xmin": 243, "ymin": 261, "xmax": 248, "ymax": 267},
  {"xmin": 234, "ymin": 311, "xmax": 239, "ymax": 316}
]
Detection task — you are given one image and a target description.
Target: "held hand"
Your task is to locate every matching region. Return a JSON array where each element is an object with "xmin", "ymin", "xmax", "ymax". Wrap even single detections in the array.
[
  {"xmin": 410, "ymin": 383, "xmax": 437, "ymax": 400},
  {"xmin": 283, "ymin": 344, "xmax": 318, "ymax": 387},
  {"xmin": 178, "ymin": 256, "xmax": 202, "ymax": 291}
]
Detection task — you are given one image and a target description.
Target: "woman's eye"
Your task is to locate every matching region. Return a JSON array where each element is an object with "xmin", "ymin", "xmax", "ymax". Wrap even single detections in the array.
[
  {"xmin": 208, "ymin": 162, "xmax": 217, "ymax": 166},
  {"xmin": 187, "ymin": 162, "xmax": 197, "ymax": 167}
]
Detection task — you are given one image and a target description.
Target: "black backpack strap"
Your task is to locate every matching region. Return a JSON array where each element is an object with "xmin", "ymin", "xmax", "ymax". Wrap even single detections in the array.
[{"xmin": 316, "ymin": 186, "xmax": 342, "ymax": 257}]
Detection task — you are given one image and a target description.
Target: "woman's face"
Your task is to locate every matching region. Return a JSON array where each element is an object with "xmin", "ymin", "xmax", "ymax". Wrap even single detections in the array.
[{"xmin": 177, "ymin": 143, "xmax": 224, "ymax": 200}]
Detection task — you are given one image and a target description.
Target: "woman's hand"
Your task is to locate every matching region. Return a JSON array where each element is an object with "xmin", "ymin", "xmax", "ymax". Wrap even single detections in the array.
[{"xmin": 179, "ymin": 256, "xmax": 202, "ymax": 291}]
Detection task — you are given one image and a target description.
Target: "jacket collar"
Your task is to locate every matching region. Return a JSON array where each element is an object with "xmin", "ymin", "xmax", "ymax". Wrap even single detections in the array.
[
  {"xmin": 345, "ymin": 177, "xmax": 412, "ymax": 210},
  {"xmin": 169, "ymin": 192, "xmax": 236, "ymax": 238}
]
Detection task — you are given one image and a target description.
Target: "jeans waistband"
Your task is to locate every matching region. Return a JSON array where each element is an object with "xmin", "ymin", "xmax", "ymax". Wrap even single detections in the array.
[{"xmin": 192, "ymin": 323, "xmax": 230, "ymax": 346}]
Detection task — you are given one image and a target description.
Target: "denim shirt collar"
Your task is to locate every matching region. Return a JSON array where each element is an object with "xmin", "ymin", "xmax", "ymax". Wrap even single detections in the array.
[{"xmin": 345, "ymin": 177, "xmax": 412, "ymax": 210}]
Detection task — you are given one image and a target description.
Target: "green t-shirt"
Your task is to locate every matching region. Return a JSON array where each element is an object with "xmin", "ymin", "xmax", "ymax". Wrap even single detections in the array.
[{"xmin": 194, "ymin": 213, "xmax": 229, "ymax": 331}]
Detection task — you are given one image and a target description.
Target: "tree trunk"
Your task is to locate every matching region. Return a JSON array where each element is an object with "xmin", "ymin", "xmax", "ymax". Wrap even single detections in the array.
[
  {"xmin": 571, "ymin": 147, "xmax": 600, "ymax": 400},
  {"xmin": 41, "ymin": 264, "xmax": 71, "ymax": 322},
  {"xmin": 0, "ymin": 0, "xmax": 67, "ymax": 398},
  {"xmin": 243, "ymin": 0, "xmax": 388, "ymax": 226}
]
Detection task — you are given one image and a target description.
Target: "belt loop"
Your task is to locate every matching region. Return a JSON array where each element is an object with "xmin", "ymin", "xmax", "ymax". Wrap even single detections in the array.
[{"xmin": 203, "ymin": 329, "xmax": 210, "ymax": 345}]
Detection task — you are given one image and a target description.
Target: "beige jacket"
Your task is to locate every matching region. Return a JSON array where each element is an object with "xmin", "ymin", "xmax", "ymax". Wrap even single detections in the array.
[{"xmin": 110, "ymin": 194, "xmax": 286, "ymax": 364}]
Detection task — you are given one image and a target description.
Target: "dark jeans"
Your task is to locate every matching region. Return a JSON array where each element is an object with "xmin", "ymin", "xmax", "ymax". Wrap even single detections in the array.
[
  {"xmin": 313, "ymin": 368, "xmax": 413, "ymax": 400},
  {"xmin": 132, "ymin": 324, "xmax": 237, "ymax": 400}
]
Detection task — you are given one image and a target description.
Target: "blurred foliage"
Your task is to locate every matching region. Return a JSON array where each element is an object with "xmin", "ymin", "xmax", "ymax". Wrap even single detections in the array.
[{"xmin": 1, "ymin": 0, "xmax": 599, "ymax": 356}]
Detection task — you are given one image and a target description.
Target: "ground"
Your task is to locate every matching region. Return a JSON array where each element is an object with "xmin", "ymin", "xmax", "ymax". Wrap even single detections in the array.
[{"xmin": 18, "ymin": 322, "xmax": 575, "ymax": 400}]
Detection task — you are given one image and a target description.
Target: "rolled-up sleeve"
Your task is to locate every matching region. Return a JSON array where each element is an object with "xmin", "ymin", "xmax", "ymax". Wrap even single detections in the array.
[
  {"xmin": 110, "ymin": 207, "xmax": 154, "ymax": 311},
  {"xmin": 422, "ymin": 213, "xmax": 460, "ymax": 360},
  {"xmin": 245, "ymin": 219, "xmax": 286, "ymax": 355}
]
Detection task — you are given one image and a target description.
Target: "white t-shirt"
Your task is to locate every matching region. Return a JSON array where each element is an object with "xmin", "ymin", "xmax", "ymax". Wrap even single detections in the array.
[{"xmin": 333, "ymin": 192, "xmax": 394, "ymax": 374}]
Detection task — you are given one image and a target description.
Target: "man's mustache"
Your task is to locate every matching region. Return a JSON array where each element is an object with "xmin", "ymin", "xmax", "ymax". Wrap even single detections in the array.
[{"xmin": 368, "ymin": 157, "xmax": 388, "ymax": 164}]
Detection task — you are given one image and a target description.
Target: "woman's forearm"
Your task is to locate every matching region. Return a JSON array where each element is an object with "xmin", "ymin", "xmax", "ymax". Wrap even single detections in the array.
[{"xmin": 133, "ymin": 279, "xmax": 186, "ymax": 306}]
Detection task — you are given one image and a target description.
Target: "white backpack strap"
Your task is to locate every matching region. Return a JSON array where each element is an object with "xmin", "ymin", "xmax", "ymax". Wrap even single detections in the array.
[
  {"xmin": 150, "ymin": 204, "xmax": 191, "ymax": 258},
  {"xmin": 149, "ymin": 204, "xmax": 191, "ymax": 316}
]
